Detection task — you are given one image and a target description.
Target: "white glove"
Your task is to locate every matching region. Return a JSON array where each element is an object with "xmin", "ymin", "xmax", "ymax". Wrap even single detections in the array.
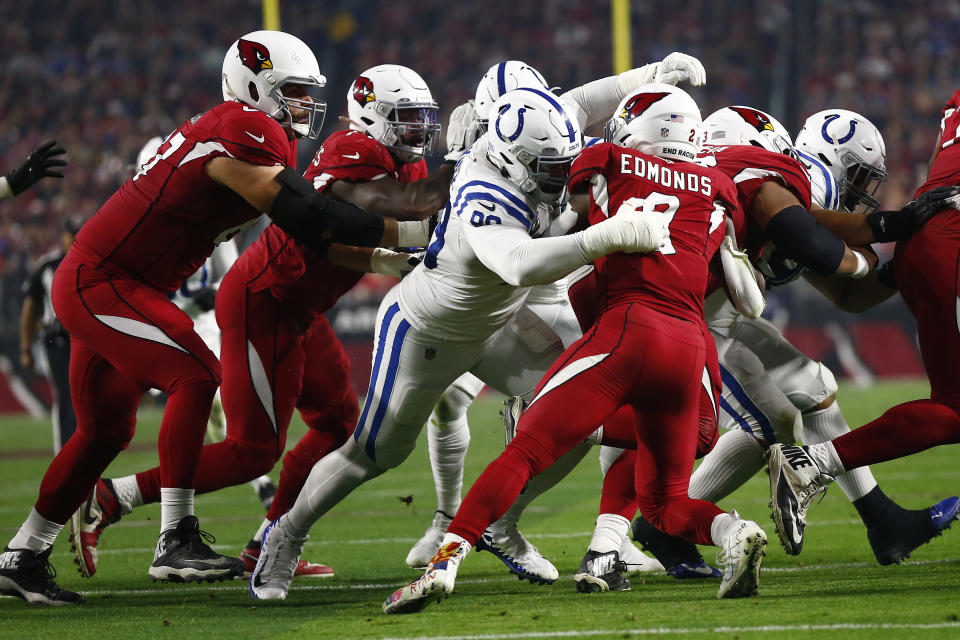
[
  {"xmin": 578, "ymin": 197, "xmax": 668, "ymax": 260},
  {"xmin": 396, "ymin": 218, "xmax": 433, "ymax": 247},
  {"xmin": 654, "ymin": 52, "xmax": 707, "ymax": 87},
  {"xmin": 542, "ymin": 203, "xmax": 579, "ymax": 237},
  {"xmin": 616, "ymin": 63, "xmax": 660, "ymax": 94},
  {"xmin": 370, "ymin": 248, "xmax": 422, "ymax": 278},
  {"xmin": 719, "ymin": 235, "xmax": 765, "ymax": 318},
  {"xmin": 445, "ymin": 100, "xmax": 477, "ymax": 163}
]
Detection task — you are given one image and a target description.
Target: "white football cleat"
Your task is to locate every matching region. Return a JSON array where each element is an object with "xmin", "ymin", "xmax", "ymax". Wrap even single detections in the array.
[
  {"xmin": 619, "ymin": 539, "xmax": 664, "ymax": 574},
  {"xmin": 249, "ymin": 519, "xmax": 307, "ymax": 600},
  {"xmin": 405, "ymin": 511, "xmax": 452, "ymax": 569},
  {"xmin": 716, "ymin": 516, "xmax": 766, "ymax": 599},
  {"xmin": 384, "ymin": 539, "xmax": 470, "ymax": 614},
  {"xmin": 476, "ymin": 522, "xmax": 558, "ymax": 584},
  {"xmin": 766, "ymin": 444, "xmax": 831, "ymax": 555}
]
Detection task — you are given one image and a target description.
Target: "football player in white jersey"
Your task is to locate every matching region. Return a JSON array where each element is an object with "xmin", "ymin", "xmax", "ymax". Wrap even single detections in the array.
[
  {"xmin": 406, "ymin": 54, "xmax": 707, "ymax": 576},
  {"xmin": 627, "ymin": 107, "xmax": 958, "ymax": 569},
  {"xmin": 248, "ymin": 88, "xmax": 671, "ymax": 600}
]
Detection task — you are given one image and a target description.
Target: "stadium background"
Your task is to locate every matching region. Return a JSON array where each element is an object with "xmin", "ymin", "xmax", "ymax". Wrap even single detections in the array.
[{"xmin": 0, "ymin": 0, "xmax": 954, "ymax": 414}]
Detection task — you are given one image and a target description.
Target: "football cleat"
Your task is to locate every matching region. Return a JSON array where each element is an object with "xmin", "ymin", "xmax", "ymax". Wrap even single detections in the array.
[
  {"xmin": 868, "ymin": 496, "xmax": 960, "ymax": 565},
  {"xmin": 149, "ymin": 516, "xmax": 244, "ymax": 583},
  {"xmin": 384, "ymin": 539, "xmax": 469, "ymax": 614},
  {"xmin": 766, "ymin": 444, "xmax": 831, "ymax": 555},
  {"xmin": 241, "ymin": 539, "xmax": 333, "ymax": 578},
  {"xmin": 476, "ymin": 523, "xmax": 559, "ymax": 584},
  {"xmin": 406, "ymin": 511, "xmax": 452, "ymax": 569},
  {"xmin": 69, "ymin": 478, "xmax": 124, "ymax": 578},
  {"xmin": 250, "ymin": 476, "xmax": 277, "ymax": 511},
  {"xmin": 631, "ymin": 516, "xmax": 720, "ymax": 579},
  {"xmin": 249, "ymin": 519, "xmax": 306, "ymax": 600},
  {"xmin": 716, "ymin": 517, "xmax": 766, "ymax": 599},
  {"xmin": 500, "ymin": 396, "xmax": 527, "ymax": 447},
  {"xmin": 0, "ymin": 547, "xmax": 85, "ymax": 606},
  {"xmin": 618, "ymin": 539, "xmax": 664, "ymax": 575},
  {"xmin": 574, "ymin": 550, "xmax": 630, "ymax": 593}
]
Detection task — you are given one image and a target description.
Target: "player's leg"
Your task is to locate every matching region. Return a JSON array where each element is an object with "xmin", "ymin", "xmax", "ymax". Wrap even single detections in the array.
[
  {"xmin": 244, "ymin": 317, "xmax": 358, "ymax": 578},
  {"xmin": 628, "ymin": 319, "xmax": 766, "ymax": 599},
  {"xmin": 471, "ymin": 305, "xmax": 592, "ymax": 583},
  {"xmin": 386, "ymin": 307, "xmax": 635, "ymax": 610},
  {"xmin": 251, "ymin": 292, "xmax": 479, "ymax": 599},
  {"xmin": 406, "ymin": 373, "xmax": 483, "ymax": 568},
  {"xmin": 42, "ymin": 332, "xmax": 76, "ymax": 453}
]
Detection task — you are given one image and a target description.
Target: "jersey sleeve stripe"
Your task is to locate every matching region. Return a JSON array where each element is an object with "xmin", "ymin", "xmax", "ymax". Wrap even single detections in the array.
[
  {"xmin": 452, "ymin": 180, "xmax": 536, "ymax": 222},
  {"xmin": 455, "ymin": 192, "xmax": 530, "ymax": 228}
]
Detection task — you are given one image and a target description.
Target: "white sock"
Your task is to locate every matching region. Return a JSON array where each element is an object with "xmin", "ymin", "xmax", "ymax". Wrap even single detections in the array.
[
  {"xmin": 284, "ymin": 442, "xmax": 384, "ymax": 539},
  {"xmin": 588, "ymin": 514, "xmax": 629, "ymax": 554},
  {"xmin": 160, "ymin": 488, "xmax": 194, "ymax": 532},
  {"xmin": 440, "ymin": 531, "xmax": 470, "ymax": 551},
  {"xmin": 598, "ymin": 446, "xmax": 624, "ymax": 477},
  {"xmin": 112, "ymin": 475, "xmax": 144, "ymax": 513},
  {"xmin": 427, "ymin": 411, "xmax": 470, "ymax": 517},
  {"xmin": 688, "ymin": 429, "xmax": 765, "ymax": 502},
  {"xmin": 800, "ymin": 403, "xmax": 876, "ymax": 501},
  {"xmin": 252, "ymin": 518, "xmax": 271, "ymax": 543},
  {"xmin": 585, "ymin": 426, "xmax": 603, "ymax": 446},
  {"xmin": 9, "ymin": 508, "xmax": 63, "ymax": 553},
  {"xmin": 805, "ymin": 441, "xmax": 846, "ymax": 476},
  {"xmin": 709, "ymin": 511, "xmax": 742, "ymax": 547}
]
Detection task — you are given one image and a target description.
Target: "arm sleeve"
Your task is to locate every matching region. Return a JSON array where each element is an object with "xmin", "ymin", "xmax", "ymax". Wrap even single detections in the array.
[
  {"xmin": 560, "ymin": 76, "xmax": 624, "ymax": 129},
  {"xmin": 462, "ymin": 211, "xmax": 591, "ymax": 287}
]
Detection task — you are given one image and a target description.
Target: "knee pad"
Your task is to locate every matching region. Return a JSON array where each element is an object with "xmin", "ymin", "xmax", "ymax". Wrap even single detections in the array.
[
  {"xmin": 777, "ymin": 360, "xmax": 838, "ymax": 413},
  {"xmin": 599, "ymin": 445, "xmax": 624, "ymax": 477}
]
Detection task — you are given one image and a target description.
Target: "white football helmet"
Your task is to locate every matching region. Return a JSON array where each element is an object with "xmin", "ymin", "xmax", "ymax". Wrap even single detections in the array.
[
  {"xmin": 474, "ymin": 61, "xmax": 550, "ymax": 134},
  {"xmin": 703, "ymin": 106, "xmax": 796, "ymax": 158},
  {"xmin": 604, "ymin": 83, "xmax": 702, "ymax": 161},
  {"xmin": 346, "ymin": 64, "xmax": 441, "ymax": 163},
  {"xmin": 794, "ymin": 109, "xmax": 887, "ymax": 212},
  {"xmin": 485, "ymin": 87, "xmax": 583, "ymax": 205},
  {"xmin": 221, "ymin": 30, "xmax": 327, "ymax": 139}
]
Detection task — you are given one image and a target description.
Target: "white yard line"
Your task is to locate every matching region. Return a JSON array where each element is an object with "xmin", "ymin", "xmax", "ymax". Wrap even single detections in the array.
[{"xmin": 378, "ymin": 622, "xmax": 960, "ymax": 640}]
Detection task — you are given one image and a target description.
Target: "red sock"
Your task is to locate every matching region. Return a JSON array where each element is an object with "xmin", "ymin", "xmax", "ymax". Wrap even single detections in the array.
[
  {"xmin": 833, "ymin": 399, "xmax": 960, "ymax": 470},
  {"xmin": 599, "ymin": 449, "xmax": 638, "ymax": 519}
]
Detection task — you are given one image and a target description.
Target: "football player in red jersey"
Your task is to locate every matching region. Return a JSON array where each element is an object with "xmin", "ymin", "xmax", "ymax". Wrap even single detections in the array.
[
  {"xmin": 67, "ymin": 64, "xmax": 451, "ymax": 582},
  {"xmin": 384, "ymin": 85, "xmax": 769, "ymax": 613},
  {"xmin": 765, "ymin": 90, "xmax": 960, "ymax": 553},
  {"xmin": 0, "ymin": 32, "xmax": 425, "ymax": 606}
]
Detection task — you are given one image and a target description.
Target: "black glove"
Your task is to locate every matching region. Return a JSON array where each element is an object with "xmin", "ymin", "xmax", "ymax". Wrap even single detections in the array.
[
  {"xmin": 867, "ymin": 185, "xmax": 960, "ymax": 242},
  {"xmin": 6, "ymin": 140, "xmax": 67, "ymax": 195},
  {"xmin": 191, "ymin": 286, "xmax": 217, "ymax": 312}
]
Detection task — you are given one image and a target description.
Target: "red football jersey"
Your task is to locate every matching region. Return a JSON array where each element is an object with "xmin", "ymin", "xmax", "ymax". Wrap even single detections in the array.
[
  {"xmin": 236, "ymin": 129, "xmax": 428, "ymax": 322},
  {"xmin": 916, "ymin": 89, "xmax": 960, "ymax": 200},
  {"xmin": 70, "ymin": 101, "xmax": 295, "ymax": 293},
  {"xmin": 569, "ymin": 142, "xmax": 740, "ymax": 323}
]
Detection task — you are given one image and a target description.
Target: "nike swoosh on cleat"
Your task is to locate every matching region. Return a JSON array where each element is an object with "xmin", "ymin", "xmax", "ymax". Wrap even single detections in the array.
[
  {"xmin": 245, "ymin": 131, "xmax": 265, "ymax": 143},
  {"xmin": 83, "ymin": 495, "xmax": 98, "ymax": 526}
]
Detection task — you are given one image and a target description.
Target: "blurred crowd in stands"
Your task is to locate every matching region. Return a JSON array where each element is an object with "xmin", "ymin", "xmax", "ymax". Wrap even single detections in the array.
[{"xmin": 1, "ymin": 0, "xmax": 958, "ymax": 369}]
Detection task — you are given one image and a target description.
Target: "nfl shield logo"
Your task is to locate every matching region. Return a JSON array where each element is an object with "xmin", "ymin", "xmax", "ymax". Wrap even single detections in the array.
[
  {"xmin": 660, "ymin": 127, "xmax": 670, "ymax": 137},
  {"xmin": 425, "ymin": 347, "xmax": 436, "ymax": 360}
]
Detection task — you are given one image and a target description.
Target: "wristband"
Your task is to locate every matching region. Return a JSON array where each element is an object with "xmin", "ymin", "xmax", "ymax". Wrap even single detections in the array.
[{"xmin": 850, "ymin": 250, "xmax": 869, "ymax": 279}]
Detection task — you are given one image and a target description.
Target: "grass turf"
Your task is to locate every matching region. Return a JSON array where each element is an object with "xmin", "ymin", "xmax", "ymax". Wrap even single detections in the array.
[{"xmin": 1, "ymin": 380, "xmax": 959, "ymax": 639}]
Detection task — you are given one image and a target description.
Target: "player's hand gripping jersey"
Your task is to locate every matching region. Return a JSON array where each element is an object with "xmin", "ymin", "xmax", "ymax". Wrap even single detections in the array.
[
  {"xmin": 569, "ymin": 142, "xmax": 740, "ymax": 323},
  {"xmin": 72, "ymin": 101, "xmax": 295, "ymax": 292},
  {"xmin": 234, "ymin": 129, "xmax": 427, "ymax": 323}
]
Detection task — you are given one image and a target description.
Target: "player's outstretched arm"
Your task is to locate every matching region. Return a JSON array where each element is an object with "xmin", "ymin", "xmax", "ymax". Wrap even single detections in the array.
[
  {"xmin": 206, "ymin": 158, "xmax": 402, "ymax": 250},
  {"xmin": 0, "ymin": 140, "xmax": 67, "ymax": 199},
  {"xmin": 328, "ymin": 164, "xmax": 454, "ymax": 221},
  {"xmin": 803, "ymin": 261, "xmax": 898, "ymax": 313},
  {"xmin": 753, "ymin": 181, "xmax": 873, "ymax": 279}
]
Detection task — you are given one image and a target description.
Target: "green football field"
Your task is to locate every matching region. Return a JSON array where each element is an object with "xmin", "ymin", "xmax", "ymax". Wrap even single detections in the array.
[{"xmin": 1, "ymin": 380, "xmax": 959, "ymax": 639}]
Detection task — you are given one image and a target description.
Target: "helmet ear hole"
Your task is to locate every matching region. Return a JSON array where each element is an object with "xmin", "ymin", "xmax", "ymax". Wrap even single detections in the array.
[{"xmin": 248, "ymin": 82, "xmax": 259, "ymax": 102}]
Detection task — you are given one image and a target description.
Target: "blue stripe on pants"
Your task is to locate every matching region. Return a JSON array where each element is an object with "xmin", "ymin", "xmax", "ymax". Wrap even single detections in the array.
[
  {"xmin": 354, "ymin": 303, "xmax": 399, "ymax": 442},
  {"xmin": 719, "ymin": 364, "xmax": 776, "ymax": 443},
  {"xmin": 364, "ymin": 317, "xmax": 411, "ymax": 462}
]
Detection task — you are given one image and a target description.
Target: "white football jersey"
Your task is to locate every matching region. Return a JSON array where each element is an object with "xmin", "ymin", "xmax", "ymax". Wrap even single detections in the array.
[{"xmin": 398, "ymin": 146, "xmax": 555, "ymax": 341}]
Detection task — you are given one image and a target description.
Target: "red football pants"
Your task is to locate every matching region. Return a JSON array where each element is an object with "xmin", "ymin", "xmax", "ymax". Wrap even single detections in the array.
[
  {"xmin": 36, "ymin": 256, "xmax": 220, "ymax": 523},
  {"xmin": 134, "ymin": 269, "xmax": 357, "ymax": 506},
  {"xmin": 448, "ymin": 303, "xmax": 723, "ymax": 547},
  {"xmin": 834, "ymin": 220, "xmax": 960, "ymax": 469}
]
